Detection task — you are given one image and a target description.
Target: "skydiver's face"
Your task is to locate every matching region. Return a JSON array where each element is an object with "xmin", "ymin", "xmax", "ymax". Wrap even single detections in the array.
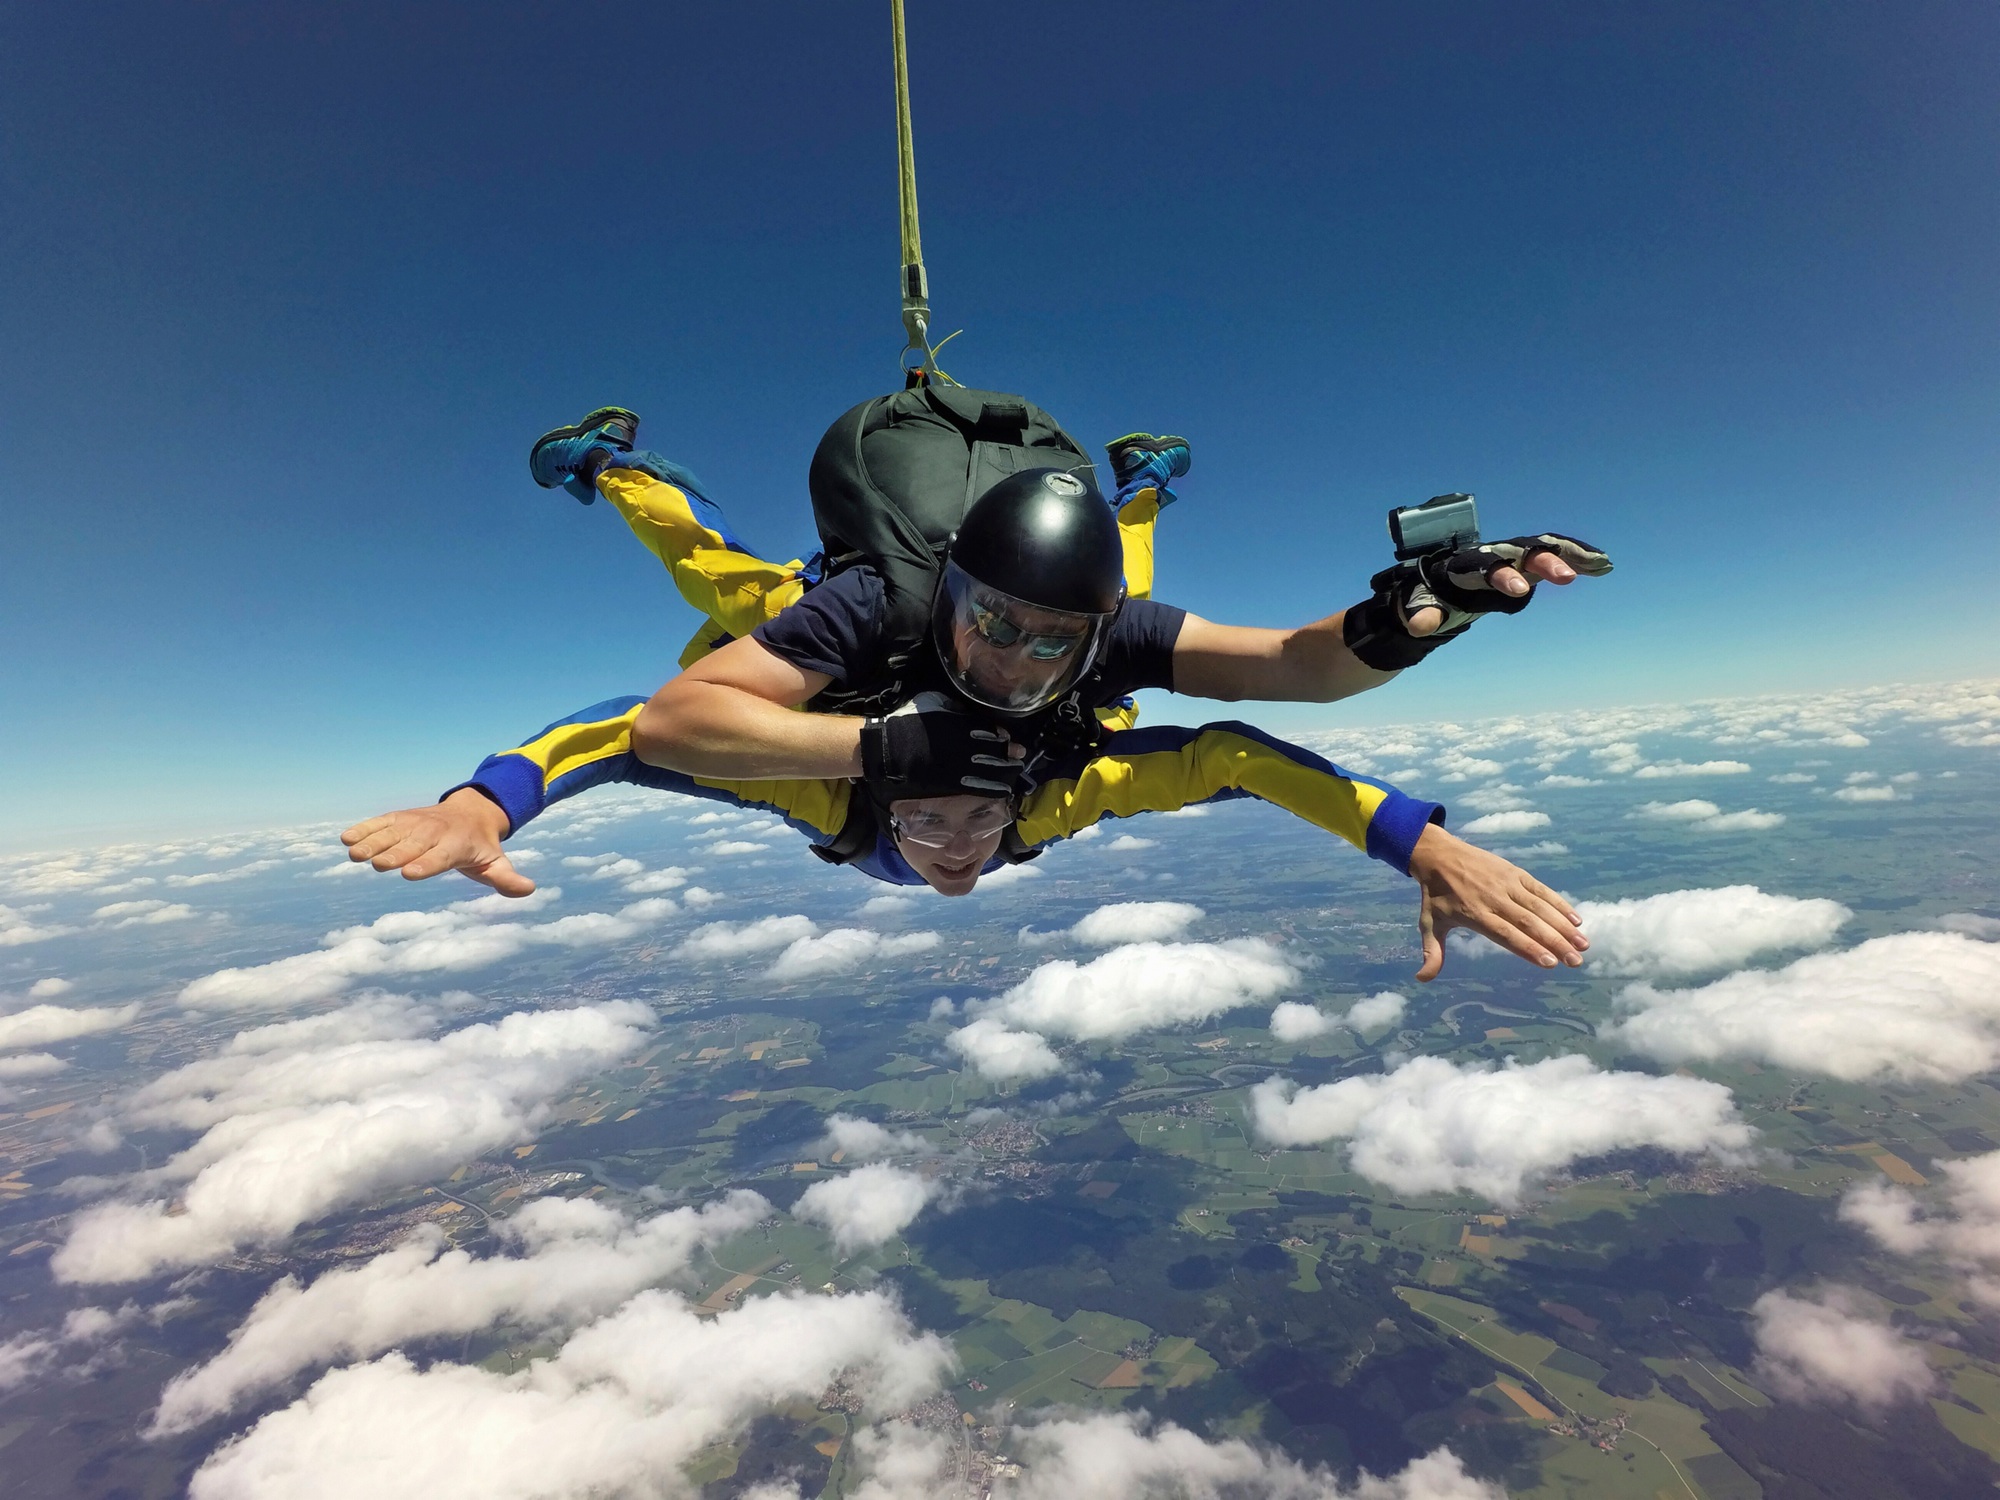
[{"xmin": 888, "ymin": 793, "xmax": 1011, "ymax": 896}]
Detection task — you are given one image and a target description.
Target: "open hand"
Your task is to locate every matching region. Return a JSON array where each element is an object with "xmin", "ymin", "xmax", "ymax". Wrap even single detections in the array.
[
  {"xmin": 340, "ymin": 788, "xmax": 535, "ymax": 896},
  {"xmin": 1406, "ymin": 824, "xmax": 1586, "ymax": 981}
]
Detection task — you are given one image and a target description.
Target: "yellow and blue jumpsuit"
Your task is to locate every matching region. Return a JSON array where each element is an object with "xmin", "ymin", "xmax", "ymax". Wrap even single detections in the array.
[{"xmin": 449, "ymin": 703, "xmax": 1443, "ymax": 887}]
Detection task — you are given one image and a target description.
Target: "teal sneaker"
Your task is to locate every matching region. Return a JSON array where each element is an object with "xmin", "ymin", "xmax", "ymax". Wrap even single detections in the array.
[
  {"xmin": 529, "ymin": 407, "xmax": 640, "ymax": 504},
  {"xmin": 1104, "ymin": 432, "xmax": 1191, "ymax": 510}
]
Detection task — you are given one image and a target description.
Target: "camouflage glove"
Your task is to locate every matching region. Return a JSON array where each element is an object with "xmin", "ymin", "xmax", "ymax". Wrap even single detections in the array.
[{"xmin": 1343, "ymin": 534, "xmax": 1613, "ymax": 671}]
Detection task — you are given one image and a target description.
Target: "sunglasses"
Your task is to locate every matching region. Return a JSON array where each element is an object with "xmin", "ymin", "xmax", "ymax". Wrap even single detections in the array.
[
  {"xmin": 967, "ymin": 599, "xmax": 1085, "ymax": 662},
  {"xmin": 890, "ymin": 804, "xmax": 1014, "ymax": 849}
]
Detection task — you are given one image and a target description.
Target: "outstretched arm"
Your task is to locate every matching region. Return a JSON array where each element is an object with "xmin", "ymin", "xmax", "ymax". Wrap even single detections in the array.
[
  {"xmin": 1169, "ymin": 546, "xmax": 1594, "ymax": 702},
  {"xmin": 1016, "ymin": 721, "xmax": 1584, "ymax": 975},
  {"xmin": 341, "ymin": 695, "xmax": 854, "ymax": 894}
]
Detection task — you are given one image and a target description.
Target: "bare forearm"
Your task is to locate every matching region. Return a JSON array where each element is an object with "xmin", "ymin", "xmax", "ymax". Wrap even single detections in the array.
[
  {"xmin": 633, "ymin": 681, "xmax": 865, "ymax": 779},
  {"xmin": 1173, "ymin": 609, "xmax": 1399, "ymax": 703}
]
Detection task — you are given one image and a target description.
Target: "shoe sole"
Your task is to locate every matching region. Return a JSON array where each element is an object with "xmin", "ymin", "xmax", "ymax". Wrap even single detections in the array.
[{"xmin": 529, "ymin": 407, "xmax": 641, "ymax": 489}]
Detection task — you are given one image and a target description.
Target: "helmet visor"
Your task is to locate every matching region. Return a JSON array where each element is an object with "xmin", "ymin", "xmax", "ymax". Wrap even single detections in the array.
[{"xmin": 933, "ymin": 560, "xmax": 1111, "ymax": 715}]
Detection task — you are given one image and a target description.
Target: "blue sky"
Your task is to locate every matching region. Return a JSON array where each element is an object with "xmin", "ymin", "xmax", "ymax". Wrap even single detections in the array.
[{"xmin": 2, "ymin": 0, "xmax": 1995, "ymax": 849}]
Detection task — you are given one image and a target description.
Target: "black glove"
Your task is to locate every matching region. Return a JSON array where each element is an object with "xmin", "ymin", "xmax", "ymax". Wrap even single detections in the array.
[
  {"xmin": 1343, "ymin": 533, "xmax": 1612, "ymax": 671},
  {"xmin": 859, "ymin": 709, "xmax": 1024, "ymax": 798}
]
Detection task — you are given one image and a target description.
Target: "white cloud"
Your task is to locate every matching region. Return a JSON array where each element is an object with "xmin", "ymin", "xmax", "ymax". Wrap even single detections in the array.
[
  {"xmin": 845, "ymin": 1414, "xmax": 1504, "ymax": 1500},
  {"xmin": 1631, "ymin": 800, "xmax": 1783, "ymax": 831},
  {"xmin": 0, "ymin": 1052, "xmax": 68, "ymax": 1079},
  {"xmin": 1750, "ymin": 1288, "xmax": 1934, "ymax": 1409},
  {"xmin": 0, "ymin": 902, "xmax": 76, "ymax": 947},
  {"xmin": 984, "ymin": 940, "xmax": 1297, "ymax": 1043},
  {"xmin": 676, "ymin": 915, "xmax": 817, "ymax": 961},
  {"xmin": 53, "ymin": 1000, "xmax": 654, "ymax": 1284},
  {"xmin": 165, "ymin": 860, "xmax": 280, "ymax": 888},
  {"xmin": 1939, "ymin": 914, "xmax": 2000, "ymax": 941},
  {"xmin": 1538, "ymin": 774, "xmax": 1602, "ymax": 788},
  {"xmin": 621, "ymin": 868, "xmax": 689, "ymax": 894},
  {"xmin": 857, "ymin": 894, "xmax": 917, "ymax": 918},
  {"xmin": 1345, "ymin": 992, "xmax": 1408, "ymax": 1033},
  {"xmin": 0, "ymin": 1002, "xmax": 141, "ymax": 1050},
  {"xmin": 1833, "ymin": 783, "xmax": 1900, "ymax": 803},
  {"xmin": 1570, "ymin": 886, "xmax": 1849, "ymax": 978},
  {"xmin": 180, "ymin": 889, "xmax": 680, "ymax": 1010},
  {"xmin": 681, "ymin": 886, "xmax": 721, "ymax": 907},
  {"xmin": 1607, "ymin": 932, "xmax": 2000, "ymax": 1082},
  {"xmin": 1768, "ymin": 772, "xmax": 1817, "ymax": 784},
  {"xmin": 1270, "ymin": 1003, "xmax": 1340, "ymax": 1043},
  {"xmin": 151, "ymin": 1191, "xmax": 769, "ymax": 1433},
  {"xmin": 1247, "ymin": 1054, "xmax": 1752, "ymax": 1204},
  {"xmin": 704, "ymin": 840, "xmax": 771, "ymax": 856},
  {"xmin": 93, "ymin": 898, "xmax": 198, "ymax": 927},
  {"xmin": 185, "ymin": 1286, "xmax": 953, "ymax": 1500},
  {"xmin": 1105, "ymin": 834, "xmax": 1156, "ymax": 851},
  {"xmin": 1457, "ymin": 810, "xmax": 1550, "ymax": 838},
  {"xmin": 29, "ymin": 977, "xmax": 73, "ymax": 998},
  {"xmin": 793, "ymin": 1164, "xmax": 940, "ymax": 1253},
  {"xmin": 1632, "ymin": 760, "xmax": 1751, "ymax": 778},
  {"xmin": 767, "ymin": 928, "xmax": 938, "ymax": 981},
  {"xmin": 1456, "ymin": 784, "xmax": 1532, "ymax": 814},
  {"xmin": 1842, "ymin": 1150, "xmax": 2000, "ymax": 1305},
  {"xmin": 971, "ymin": 863, "xmax": 1042, "ymax": 889},
  {"xmin": 1031, "ymin": 901, "xmax": 1205, "ymax": 948},
  {"xmin": 820, "ymin": 1115, "xmax": 933, "ymax": 1161},
  {"xmin": 946, "ymin": 1019, "xmax": 1063, "ymax": 1081}
]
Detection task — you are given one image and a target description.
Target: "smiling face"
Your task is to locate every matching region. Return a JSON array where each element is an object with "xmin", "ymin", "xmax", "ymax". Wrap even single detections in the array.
[{"xmin": 887, "ymin": 792, "xmax": 1013, "ymax": 896}]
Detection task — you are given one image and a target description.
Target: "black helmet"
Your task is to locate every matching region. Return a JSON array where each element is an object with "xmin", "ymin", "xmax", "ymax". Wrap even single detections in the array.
[{"xmin": 933, "ymin": 468, "xmax": 1125, "ymax": 715}]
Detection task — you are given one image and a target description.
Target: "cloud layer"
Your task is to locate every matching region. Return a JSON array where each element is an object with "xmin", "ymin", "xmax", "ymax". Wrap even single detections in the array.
[
  {"xmin": 1571, "ymin": 886, "xmax": 1850, "ymax": 978},
  {"xmin": 55, "ymin": 998, "xmax": 654, "ymax": 1283}
]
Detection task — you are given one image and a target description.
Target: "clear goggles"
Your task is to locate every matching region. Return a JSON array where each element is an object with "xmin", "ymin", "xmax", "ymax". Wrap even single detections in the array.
[
  {"xmin": 933, "ymin": 561, "xmax": 1111, "ymax": 715},
  {"xmin": 889, "ymin": 802, "xmax": 1014, "ymax": 849}
]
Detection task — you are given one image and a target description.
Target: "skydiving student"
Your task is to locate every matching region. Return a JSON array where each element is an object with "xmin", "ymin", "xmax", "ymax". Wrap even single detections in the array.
[
  {"xmin": 508, "ymin": 401, "xmax": 1611, "ymax": 807},
  {"xmin": 343, "ymin": 696, "xmax": 1586, "ymax": 980}
]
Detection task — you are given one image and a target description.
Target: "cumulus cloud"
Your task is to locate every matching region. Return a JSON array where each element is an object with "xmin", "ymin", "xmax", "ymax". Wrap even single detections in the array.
[
  {"xmin": 793, "ymin": 1165, "xmax": 941, "ymax": 1253},
  {"xmin": 820, "ymin": 1115, "xmax": 933, "ymax": 1161},
  {"xmin": 93, "ymin": 898, "xmax": 199, "ymax": 927},
  {"xmin": 181, "ymin": 889, "xmax": 679, "ymax": 1010},
  {"xmin": 0, "ymin": 1302, "xmax": 142, "ymax": 1395},
  {"xmin": 675, "ymin": 915, "xmax": 817, "ymax": 961},
  {"xmin": 1750, "ymin": 1288, "xmax": 1935, "ymax": 1409},
  {"xmin": 1939, "ymin": 913, "xmax": 2000, "ymax": 941},
  {"xmin": 1568, "ymin": 886, "xmax": 1850, "ymax": 978},
  {"xmin": 849, "ymin": 1415, "xmax": 1503, "ymax": 1499},
  {"xmin": 1538, "ymin": 774, "xmax": 1602, "ymax": 788},
  {"xmin": 982, "ymin": 940, "xmax": 1298, "ymax": 1043},
  {"xmin": 1270, "ymin": 1003, "xmax": 1340, "ymax": 1043},
  {"xmin": 0, "ymin": 1052, "xmax": 68, "ymax": 1079},
  {"xmin": 1457, "ymin": 810, "xmax": 1550, "ymax": 838},
  {"xmin": 1632, "ymin": 760, "xmax": 1751, "ymax": 778},
  {"xmin": 946, "ymin": 1019, "xmax": 1063, "ymax": 1081},
  {"xmin": 1022, "ymin": 901, "xmax": 1205, "ymax": 949},
  {"xmin": 1105, "ymin": 834, "xmax": 1156, "ymax": 851},
  {"xmin": 0, "ymin": 1002, "xmax": 141, "ymax": 1050},
  {"xmin": 767, "ymin": 928, "xmax": 938, "ymax": 981},
  {"xmin": 1345, "ymin": 992, "xmax": 1408, "ymax": 1033},
  {"xmin": 1271, "ymin": 993, "xmax": 1407, "ymax": 1043},
  {"xmin": 53, "ymin": 1000, "xmax": 654, "ymax": 1283},
  {"xmin": 1248, "ymin": 1055, "xmax": 1752, "ymax": 1204},
  {"xmin": 1607, "ymin": 932, "xmax": 2000, "ymax": 1082},
  {"xmin": 151, "ymin": 1191, "xmax": 769, "ymax": 1433},
  {"xmin": 1631, "ymin": 800, "xmax": 1784, "ymax": 831},
  {"xmin": 1842, "ymin": 1150, "xmax": 2000, "ymax": 1304},
  {"xmin": 185, "ymin": 1286, "xmax": 953, "ymax": 1500},
  {"xmin": 0, "ymin": 902, "xmax": 76, "ymax": 947},
  {"xmin": 29, "ymin": 976, "xmax": 73, "ymax": 998},
  {"xmin": 1833, "ymin": 783, "xmax": 1900, "ymax": 803}
]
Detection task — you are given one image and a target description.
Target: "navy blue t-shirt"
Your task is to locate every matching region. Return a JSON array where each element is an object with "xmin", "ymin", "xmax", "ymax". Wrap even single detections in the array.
[{"xmin": 751, "ymin": 566, "xmax": 1187, "ymax": 702}]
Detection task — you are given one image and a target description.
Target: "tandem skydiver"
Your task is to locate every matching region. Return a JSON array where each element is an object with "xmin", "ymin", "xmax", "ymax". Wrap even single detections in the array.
[{"xmin": 343, "ymin": 401, "xmax": 1604, "ymax": 977}]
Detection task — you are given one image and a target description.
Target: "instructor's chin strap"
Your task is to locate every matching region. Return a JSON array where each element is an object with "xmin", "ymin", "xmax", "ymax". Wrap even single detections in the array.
[{"xmin": 1343, "ymin": 533, "xmax": 1613, "ymax": 672}]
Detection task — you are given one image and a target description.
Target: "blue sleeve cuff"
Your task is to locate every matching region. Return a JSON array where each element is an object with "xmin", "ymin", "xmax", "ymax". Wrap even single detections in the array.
[
  {"xmin": 442, "ymin": 754, "xmax": 547, "ymax": 838},
  {"xmin": 1363, "ymin": 791, "xmax": 1447, "ymax": 877}
]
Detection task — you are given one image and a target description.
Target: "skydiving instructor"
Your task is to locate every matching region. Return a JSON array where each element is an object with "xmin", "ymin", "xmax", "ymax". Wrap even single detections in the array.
[{"xmin": 347, "ymin": 398, "xmax": 1611, "ymax": 978}]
